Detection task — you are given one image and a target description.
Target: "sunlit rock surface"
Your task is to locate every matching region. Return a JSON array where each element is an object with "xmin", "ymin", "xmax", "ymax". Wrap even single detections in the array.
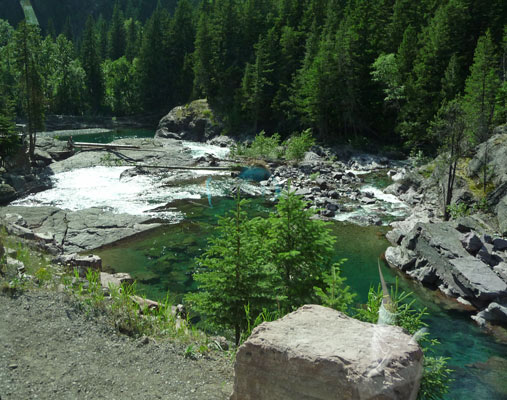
[{"xmin": 231, "ymin": 305, "xmax": 423, "ymax": 400}]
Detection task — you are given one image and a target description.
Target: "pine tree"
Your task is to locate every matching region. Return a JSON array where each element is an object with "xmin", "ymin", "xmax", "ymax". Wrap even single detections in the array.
[
  {"xmin": 14, "ymin": 21, "xmax": 45, "ymax": 161},
  {"xmin": 429, "ymin": 99, "xmax": 466, "ymax": 220},
  {"xmin": 0, "ymin": 96, "xmax": 19, "ymax": 166},
  {"xmin": 186, "ymin": 196, "xmax": 276, "ymax": 345},
  {"xmin": 108, "ymin": 1, "xmax": 126, "ymax": 60},
  {"xmin": 267, "ymin": 188, "xmax": 335, "ymax": 310},
  {"xmin": 53, "ymin": 35, "xmax": 86, "ymax": 114},
  {"xmin": 137, "ymin": 5, "xmax": 170, "ymax": 111},
  {"xmin": 241, "ymin": 35, "xmax": 274, "ymax": 132},
  {"xmin": 81, "ymin": 16, "xmax": 103, "ymax": 113},
  {"xmin": 462, "ymin": 30, "xmax": 501, "ymax": 193}
]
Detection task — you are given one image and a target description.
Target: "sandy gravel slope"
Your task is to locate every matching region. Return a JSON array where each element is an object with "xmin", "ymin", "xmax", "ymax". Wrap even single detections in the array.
[{"xmin": 0, "ymin": 292, "xmax": 233, "ymax": 400}]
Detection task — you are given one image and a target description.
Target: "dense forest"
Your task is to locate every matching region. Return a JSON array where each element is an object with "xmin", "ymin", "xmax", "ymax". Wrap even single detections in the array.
[{"xmin": 0, "ymin": 0, "xmax": 506, "ymax": 154}]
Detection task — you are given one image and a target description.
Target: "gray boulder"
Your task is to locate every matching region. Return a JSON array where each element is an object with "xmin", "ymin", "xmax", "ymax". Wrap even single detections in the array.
[
  {"xmin": 497, "ymin": 196, "xmax": 507, "ymax": 236},
  {"xmin": 472, "ymin": 302, "xmax": 507, "ymax": 327},
  {"xmin": 155, "ymin": 99, "xmax": 221, "ymax": 142},
  {"xmin": 231, "ymin": 305, "xmax": 423, "ymax": 400},
  {"xmin": 387, "ymin": 222, "xmax": 507, "ymax": 306},
  {"xmin": 0, "ymin": 184, "xmax": 17, "ymax": 205},
  {"xmin": 56, "ymin": 253, "xmax": 102, "ymax": 273},
  {"xmin": 460, "ymin": 232, "xmax": 483, "ymax": 255}
]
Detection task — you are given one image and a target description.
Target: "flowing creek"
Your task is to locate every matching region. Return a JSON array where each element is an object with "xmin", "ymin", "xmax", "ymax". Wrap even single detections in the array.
[{"xmin": 14, "ymin": 129, "xmax": 507, "ymax": 399}]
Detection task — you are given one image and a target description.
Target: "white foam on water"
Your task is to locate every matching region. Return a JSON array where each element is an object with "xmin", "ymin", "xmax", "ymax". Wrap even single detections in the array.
[
  {"xmin": 182, "ymin": 141, "xmax": 230, "ymax": 159},
  {"xmin": 360, "ymin": 185, "xmax": 405, "ymax": 204},
  {"xmin": 11, "ymin": 166, "xmax": 243, "ymax": 218}
]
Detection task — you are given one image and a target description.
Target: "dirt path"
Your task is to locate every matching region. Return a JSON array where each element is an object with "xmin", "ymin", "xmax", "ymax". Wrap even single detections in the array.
[{"xmin": 0, "ymin": 291, "xmax": 233, "ymax": 400}]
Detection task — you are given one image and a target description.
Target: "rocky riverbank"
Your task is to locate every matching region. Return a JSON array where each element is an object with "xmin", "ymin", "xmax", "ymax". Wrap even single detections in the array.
[{"xmin": 383, "ymin": 127, "xmax": 507, "ymax": 329}]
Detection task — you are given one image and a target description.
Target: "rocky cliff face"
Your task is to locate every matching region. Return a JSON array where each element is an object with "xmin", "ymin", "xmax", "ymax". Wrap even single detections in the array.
[{"xmin": 231, "ymin": 305, "xmax": 423, "ymax": 400}]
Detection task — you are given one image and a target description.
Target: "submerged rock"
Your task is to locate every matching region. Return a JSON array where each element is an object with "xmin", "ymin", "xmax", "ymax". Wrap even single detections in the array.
[{"xmin": 231, "ymin": 305, "xmax": 423, "ymax": 400}]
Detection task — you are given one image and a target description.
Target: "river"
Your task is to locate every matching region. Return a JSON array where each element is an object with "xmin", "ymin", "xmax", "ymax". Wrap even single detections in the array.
[{"xmin": 14, "ymin": 129, "xmax": 507, "ymax": 399}]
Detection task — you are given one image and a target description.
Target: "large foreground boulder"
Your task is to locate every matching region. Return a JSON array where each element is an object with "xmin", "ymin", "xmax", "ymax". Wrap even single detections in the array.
[
  {"xmin": 155, "ymin": 99, "xmax": 222, "ymax": 142},
  {"xmin": 231, "ymin": 305, "xmax": 423, "ymax": 400}
]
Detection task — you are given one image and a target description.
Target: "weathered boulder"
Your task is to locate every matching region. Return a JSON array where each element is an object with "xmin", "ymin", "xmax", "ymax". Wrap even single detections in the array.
[
  {"xmin": 0, "ymin": 184, "xmax": 17, "ymax": 205},
  {"xmin": 471, "ymin": 302, "xmax": 507, "ymax": 327},
  {"xmin": 497, "ymin": 196, "xmax": 507, "ymax": 236},
  {"xmin": 100, "ymin": 272, "xmax": 134, "ymax": 290},
  {"xmin": 0, "ymin": 206, "xmax": 162, "ymax": 254},
  {"xmin": 460, "ymin": 232, "xmax": 483, "ymax": 255},
  {"xmin": 35, "ymin": 136, "xmax": 74, "ymax": 161},
  {"xmin": 231, "ymin": 305, "xmax": 423, "ymax": 400},
  {"xmin": 155, "ymin": 99, "xmax": 221, "ymax": 142},
  {"xmin": 386, "ymin": 222, "xmax": 507, "ymax": 307},
  {"xmin": 493, "ymin": 238, "xmax": 507, "ymax": 252},
  {"xmin": 56, "ymin": 253, "xmax": 102, "ymax": 277}
]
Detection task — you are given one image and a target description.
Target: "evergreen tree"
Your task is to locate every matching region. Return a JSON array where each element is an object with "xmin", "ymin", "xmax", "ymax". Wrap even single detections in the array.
[
  {"xmin": 108, "ymin": 1, "xmax": 126, "ymax": 60},
  {"xmin": 0, "ymin": 96, "xmax": 19, "ymax": 166},
  {"xmin": 267, "ymin": 188, "xmax": 335, "ymax": 310},
  {"xmin": 186, "ymin": 196, "xmax": 276, "ymax": 345},
  {"xmin": 313, "ymin": 260, "xmax": 355, "ymax": 312},
  {"xmin": 14, "ymin": 21, "xmax": 45, "ymax": 161},
  {"xmin": 167, "ymin": 0, "xmax": 196, "ymax": 106},
  {"xmin": 241, "ymin": 35, "xmax": 274, "ymax": 132},
  {"xmin": 81, "ymin": 16, "xmax": 103, "ymax": 113},
  {"xmin": 137, "ymin": 5, "xmax": 170, "ymax": 111},
  {"xmin": 440, "ymin": 54, "xmax": 463, "ymax": 103},
  {"xmin": 398, "ymin": 0, "xmax": 470, "ymax": 152},
  {"xmin": 462, "ymin": 30, "xmax": 501, "ymax": 193},
  {"xmin": 124, "ymin": 18, "xmax": 140, "ymax": 62},
  {"xmin": 52, "ymin": 35, "xmax": 86, "ymax": 114},
  {"xmin": 429, "ymin": 98, "xmax": 466, "ymax": 220},
  {"xmin": 95, "ymin": 15, "xmax": 109, "ymax": 61}
]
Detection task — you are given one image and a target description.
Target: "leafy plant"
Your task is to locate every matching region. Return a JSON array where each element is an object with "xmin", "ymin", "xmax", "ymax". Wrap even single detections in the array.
[
  {"xmin": 446, "ymin": 202, "xmax": 470, "ymax": 219},
  {"xmin": 284, "ymin": 129, "xmax": 315, "ymax": 161}
]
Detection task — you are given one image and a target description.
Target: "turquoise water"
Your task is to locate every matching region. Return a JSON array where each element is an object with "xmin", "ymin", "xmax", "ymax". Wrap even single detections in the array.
[
  {"xmin": 95, "ymin": 199, "xmax": 507, "ymax": 400},
  {"xmin": 57, "ymin": 128, "xmax": 154, "ymax": 144},
  {"xmin": 81, "ymin": 129, "xmax": 507, "ymax": 399}
]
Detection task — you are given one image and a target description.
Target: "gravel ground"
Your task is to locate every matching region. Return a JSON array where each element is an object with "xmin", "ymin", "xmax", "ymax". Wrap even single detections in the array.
[{"xmin": 0, "ymin": 291, "xmax": 233, "ymax": 400}]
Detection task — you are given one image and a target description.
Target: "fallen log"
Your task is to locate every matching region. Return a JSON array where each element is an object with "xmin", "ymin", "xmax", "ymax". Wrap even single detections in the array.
[{"xmin": 73, "ymin": 142, "xmax": 140, "ymax": 150}]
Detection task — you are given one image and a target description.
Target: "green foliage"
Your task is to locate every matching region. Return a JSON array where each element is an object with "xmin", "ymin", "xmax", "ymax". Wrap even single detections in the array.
[
  {"xmin": 354, "ymin": 280, "xmax": 453, "ymax": 399},
  {"xmin": 314, "ymin": 260, "xmax": 355, "ymax": 312},
  {"xmin": 232, "ymin": 130, "xmax": 283, "ymax": 160},
  {"xmin": 0, "ymin": 98, "xmax": 20, "ymax": 164},
  {"xmin": 187, "ymin": 186, "xmax": 342, "ymax": 343},
  {"xmin": 418, "ymin": 356, "xmax": 454, "ymax": 400},
  {"xmin": 284, "ymin": 128, "xmax": 315, "ymax": 161},
  {"xmin": 446, "ymin": 202, "xmax": 470, "ymax": 219},
  {"xmin": 102, "ymin": 56, "xmax": 139, "ymax": 115},
  {"xmin": 186, "ymin": 194, "xmax": 277, "ymax": 345}
]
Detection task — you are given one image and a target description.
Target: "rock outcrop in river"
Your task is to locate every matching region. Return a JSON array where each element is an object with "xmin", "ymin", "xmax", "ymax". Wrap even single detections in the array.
[
  {"xmin": 155, "ymin": 99, "xmax": 222, "ymax": 141},
  {"xmin": 384, "ymin": 127, "xmax": 507, "ymax": 327},
  {"xmin": 0, "ymin": 206, "xmax": 161, "ymax": 254}
]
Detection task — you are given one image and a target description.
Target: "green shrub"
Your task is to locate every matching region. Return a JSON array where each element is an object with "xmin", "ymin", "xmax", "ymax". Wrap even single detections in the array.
[{"xmin": 284, "ymin": 129, "xmax": 315, "ymax": 161}]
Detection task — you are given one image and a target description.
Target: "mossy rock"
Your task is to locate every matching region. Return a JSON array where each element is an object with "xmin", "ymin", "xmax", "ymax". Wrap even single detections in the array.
[{"xmin": 155, "ymin": 99, "xmax": 222, "ymax": 142}]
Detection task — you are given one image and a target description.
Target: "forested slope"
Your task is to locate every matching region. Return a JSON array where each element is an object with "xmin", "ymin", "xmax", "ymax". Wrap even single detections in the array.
[{"xmin": 0, "ymin": 0, "xmax": 506, "ymax": 154}]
